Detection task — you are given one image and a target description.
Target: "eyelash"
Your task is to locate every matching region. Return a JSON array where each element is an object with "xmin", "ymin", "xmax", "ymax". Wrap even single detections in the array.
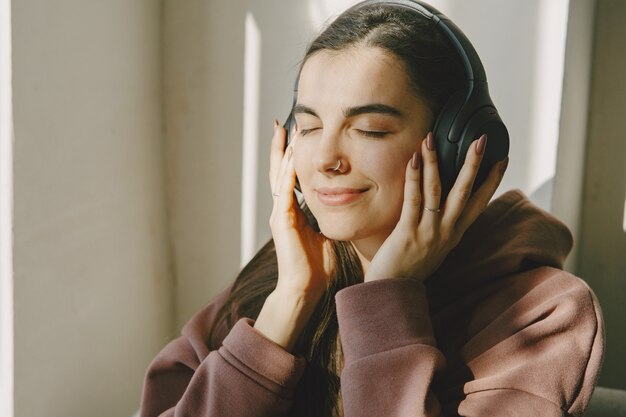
[{"xmin": 298, "ymin": 128, "xmax": 388, "ymax": 138}]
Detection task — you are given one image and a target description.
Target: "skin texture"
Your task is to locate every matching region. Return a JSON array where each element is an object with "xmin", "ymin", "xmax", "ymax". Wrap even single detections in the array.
[
  {"xmin": 259, "ymin": 45, "xmax": 507, "ymax": 349},
  {"xmin": 293, "ymin": 47, "xmax": 432, "ymax": 269}
]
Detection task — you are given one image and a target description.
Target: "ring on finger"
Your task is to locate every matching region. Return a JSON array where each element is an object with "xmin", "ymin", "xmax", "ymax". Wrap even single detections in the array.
[{"xmin": 424, "ymin": 206, "xmax": 441, "ymax": 213}]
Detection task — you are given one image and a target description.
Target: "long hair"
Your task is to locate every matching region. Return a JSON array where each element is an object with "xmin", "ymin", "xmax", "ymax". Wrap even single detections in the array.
[{"xmin": 208, "ymin": 4, "xmax": 465, "ymax": 416}]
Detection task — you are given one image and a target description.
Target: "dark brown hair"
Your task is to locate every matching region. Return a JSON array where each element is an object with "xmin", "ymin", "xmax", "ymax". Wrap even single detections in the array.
[{"xmin": 208, "ymin": 3, "xmax": 464, "ymax": 416}]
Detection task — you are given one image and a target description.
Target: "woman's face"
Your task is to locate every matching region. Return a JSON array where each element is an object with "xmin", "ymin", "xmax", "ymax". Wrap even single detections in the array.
[{"xmin": 293, "ymin": 46, "xmax": 433, "ymax": 248}]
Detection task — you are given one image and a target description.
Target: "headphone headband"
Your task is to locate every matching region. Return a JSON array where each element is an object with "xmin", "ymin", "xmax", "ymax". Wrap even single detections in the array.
[
  {"xmin": 283, "ymin": 0, "xmax": 509, "ymax": 203},
  {"xmin": 347, "ymin": 0, "xmax": 487, "ymax": 83}
]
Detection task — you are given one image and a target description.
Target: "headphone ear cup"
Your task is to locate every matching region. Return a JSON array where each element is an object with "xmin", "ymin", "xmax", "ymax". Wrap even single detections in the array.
[
  {"xmin": 456, "ymin": 106, "xmax": 509, "ymax": 196},
  {"xmin": 433, "ymin": 92, "xmax": 509, "ymax": 205},
  {"xmin": 432, "ymin": 90, "xmax": 466, "ymax": 203}
]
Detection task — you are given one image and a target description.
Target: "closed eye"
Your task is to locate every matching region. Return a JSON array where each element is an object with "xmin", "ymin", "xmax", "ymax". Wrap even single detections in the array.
[
  {"xmin": 298, "ymin": 128, "xmax": 318, "ymax": 136},
  {"xmin": 298, "ymin": 128, "xmax": 388, "ymax": 138},
  {"xmin": 358, "ymin": 130, "xmax": 388, "ymax": 138}
]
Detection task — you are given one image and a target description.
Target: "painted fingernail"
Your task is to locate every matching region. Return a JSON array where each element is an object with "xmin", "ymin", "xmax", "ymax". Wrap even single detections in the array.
[
  {"xmin": 426, "ymin": 132, "xmax": 435, "ymax": 151},
  {"xmin": 499, "ymin": 156, "xmax": 509, "ymax": 174},
  {"xmin": 273, "ymin": 119, "xmax": 279, "ymax": 133},
  {"xmin": 475, "ymin": 134, "xmax": 487, "ymax": 155},
  {"xmin": 411, "ymin": 151, "xmax": 419, "ymax": 169}
]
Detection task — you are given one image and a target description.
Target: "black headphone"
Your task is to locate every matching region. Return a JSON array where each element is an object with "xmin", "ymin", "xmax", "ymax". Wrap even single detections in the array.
[{"xmin": 282, "ymin": 0, "xmax": 509, "ymax": 204}]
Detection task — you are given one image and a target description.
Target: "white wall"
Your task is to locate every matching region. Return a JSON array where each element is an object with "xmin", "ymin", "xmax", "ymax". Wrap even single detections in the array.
[
  {"xmin": 0, "ymin": 0, "xmax": 14, "ymax": 415},
  {"xmin": 165, "ymin": 0, "xmax": 573, "ymax": 327},
  {"xmin": 553, "ymin": 0, "xmax": 596, "ymax": 276},
  {"xmin": 11, "ymin": 1, "xmax": 172, "ymax": 416}
]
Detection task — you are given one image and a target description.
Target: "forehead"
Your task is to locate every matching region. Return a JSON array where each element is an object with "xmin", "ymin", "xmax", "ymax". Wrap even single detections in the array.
[{"xmin": 297, "ymin": 46, "xmax": 416, "ymax": 112}]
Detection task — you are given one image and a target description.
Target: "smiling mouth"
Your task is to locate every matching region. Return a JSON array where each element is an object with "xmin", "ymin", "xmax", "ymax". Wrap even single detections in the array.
[{"xmin": 316, "ymin": 189, "xmax": 368, "ymax": 206}]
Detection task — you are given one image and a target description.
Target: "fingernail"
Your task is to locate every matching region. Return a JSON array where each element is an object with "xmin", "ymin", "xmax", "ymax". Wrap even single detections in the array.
[
  {"xmin": 411, "ymin": 151, "xmax": 419, "ymax": 169},
  {"xmin": 274, "ymin": 119, "xmax": 280, "ymax": 131},
  {"xmin": 426, "ymin": 132, "xmax": 435, "ymax": 151},
  {"xmin": 475, "ymin": 134, "xmax": 487, "ymax": 155},
  {"xmin": 287, "ymin": 146, "xmax": 294, "ymax": 161},
  {"xmin": 499, "ymin": 156, "xmax": 509, "ymax": 174}
]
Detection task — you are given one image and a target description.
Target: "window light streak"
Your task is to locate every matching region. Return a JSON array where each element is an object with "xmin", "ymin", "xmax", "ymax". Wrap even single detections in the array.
[
  {"xmin": 241, "ymin": 12, "xmax": 261, "ymax": 268},
  {"xmin": 527, "ymin": 0, "xmax": 570, "ymax": 205},
  {"xmin": 0, "ymin": 0, "xmax": 14, "ymax": 413}
]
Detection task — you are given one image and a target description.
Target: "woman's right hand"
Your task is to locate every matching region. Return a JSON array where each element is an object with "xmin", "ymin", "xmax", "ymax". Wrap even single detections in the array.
[{"xmin": 269, "ymin": 120, "xmax": 336, "ymax": 301}]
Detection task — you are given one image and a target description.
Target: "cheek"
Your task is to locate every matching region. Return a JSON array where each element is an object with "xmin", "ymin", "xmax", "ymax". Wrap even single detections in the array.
[
  {"xmin": 293, "ymin": 144, "xmax": 310, "ymax": 181},
  {"xmin": 360, "ymin": 147, "xmax": 408, "ymax": 192}
]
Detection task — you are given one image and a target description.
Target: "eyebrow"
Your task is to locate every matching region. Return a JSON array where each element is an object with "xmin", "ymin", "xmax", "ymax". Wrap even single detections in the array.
[{"xmin": 293, "ymin": 103, "xmax": 404, "ymax": 119}]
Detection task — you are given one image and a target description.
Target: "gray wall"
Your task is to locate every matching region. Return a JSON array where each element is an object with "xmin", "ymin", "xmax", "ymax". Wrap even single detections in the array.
[
  {"xmin": 578, "ymin": 0, "xmax": 626, "ymax": 390},
  {"xmin": 12, "ymin": 1, "xmax": 173, "ymax": 416}
]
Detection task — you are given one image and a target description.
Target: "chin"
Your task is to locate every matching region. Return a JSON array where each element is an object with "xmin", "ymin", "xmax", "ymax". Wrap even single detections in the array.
[
  {"xmin": 315, "ymin": 216, "xmax": 369, "ymax": 241},
  {"xmin": 319, "ymin": 228, "xmax": 356, "ymax": 241}
]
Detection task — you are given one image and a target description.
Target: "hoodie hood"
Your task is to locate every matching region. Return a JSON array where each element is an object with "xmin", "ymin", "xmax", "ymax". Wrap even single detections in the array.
[{"xmin": 424, "ymin": 188, "xmax": 574, "ymax": 309}]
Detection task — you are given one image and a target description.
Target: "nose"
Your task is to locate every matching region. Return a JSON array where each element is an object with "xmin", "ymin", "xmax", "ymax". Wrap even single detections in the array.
[{"xmin": 312, "ymin": 131, "xmax": 346, "ymax": 174}]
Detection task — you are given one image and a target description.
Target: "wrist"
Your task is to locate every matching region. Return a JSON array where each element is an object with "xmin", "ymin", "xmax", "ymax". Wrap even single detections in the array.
[{"xmin": 253, "ymin": 287, "xmax": 322, "ymax": 352}]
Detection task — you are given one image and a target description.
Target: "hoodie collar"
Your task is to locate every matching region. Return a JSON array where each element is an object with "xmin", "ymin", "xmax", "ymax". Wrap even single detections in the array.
[{"xmin": 424, "ymin": 188, "xmax": 574, "ymax": 306}]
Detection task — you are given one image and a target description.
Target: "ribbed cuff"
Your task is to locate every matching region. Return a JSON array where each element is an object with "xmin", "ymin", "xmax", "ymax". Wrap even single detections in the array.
[
  {"xmin": 335, "ymin": 277, "xmax": 435, "ymax": 364},
  {"xmin": 220, "ymin": 318, "xmax": 307, "ymax": 392}
]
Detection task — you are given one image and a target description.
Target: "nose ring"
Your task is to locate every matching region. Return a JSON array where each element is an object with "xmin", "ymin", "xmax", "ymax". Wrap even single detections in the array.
[{"xmin": 333, "ymin": 160, "xmax": 341, "ymax": 171}]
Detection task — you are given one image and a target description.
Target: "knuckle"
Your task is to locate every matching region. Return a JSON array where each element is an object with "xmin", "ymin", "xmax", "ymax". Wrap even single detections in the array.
[
  {"xmin": 427, "ymin": 182, "xmax": 442, "ymax": 197},
  {"xmin": 456, "ymin": 187, "xmax": 471, "ymax": 202},
  {"xmin": 438, "ymin": 227, "xmax": 451, "ymax": 243},
  {"xmin": 446, "ymin": 229, "xmax": 462, "ymax": 248},
  {"xmin": 406, "ymin": 170, "xmax": 420, "ymax": 183},
  {"xmin": 407, "ymin": 194, "xmax": 421, "ymax": 209},
  {"xmin": 421, "ymin": 227, "xmax": 437, "ymax": 242},
  {"xmin": 452, "ymin": 232, "xmax": 463, "ymax": 249}
]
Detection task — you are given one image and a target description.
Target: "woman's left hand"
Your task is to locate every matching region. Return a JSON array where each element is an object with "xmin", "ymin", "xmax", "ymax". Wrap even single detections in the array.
[{"xmin": 364, "ymin": 131, "xmax": 509, "ymax": 283}]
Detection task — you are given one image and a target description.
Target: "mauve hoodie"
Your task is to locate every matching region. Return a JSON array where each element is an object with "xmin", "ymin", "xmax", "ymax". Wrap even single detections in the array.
[{"xmin": 139, "ymin": 188, "xmax": 605, "ymax": 416}]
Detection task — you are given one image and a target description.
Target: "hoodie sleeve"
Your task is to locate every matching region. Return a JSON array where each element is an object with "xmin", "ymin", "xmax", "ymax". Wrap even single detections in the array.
[
  {"xmin": 139, "ymin": 287, "xmax": 307, "ymax": 417},
  {"xmin": 334, "ymin": 271, "xmax": 605, "ymax": 417}
]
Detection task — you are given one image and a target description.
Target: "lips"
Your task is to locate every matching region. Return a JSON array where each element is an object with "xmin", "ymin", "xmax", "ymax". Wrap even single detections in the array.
[{"xmin": 315, "ymin": 187, "xmax": 369, "ymax": 206}]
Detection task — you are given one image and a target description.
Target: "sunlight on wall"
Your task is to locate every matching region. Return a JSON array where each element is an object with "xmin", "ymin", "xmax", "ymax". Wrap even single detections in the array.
[
  {"xmin": 306, "ymin": 0, "xmax": 453, "ymax": 31},
  {"xmin": 528, "ymin": 0, "xmax": 569, "ymax": 197},
  {"xmin": 0, "ymin": 0, "xmax": 14, "ymax": 414},
  {"xmin": 241, "ymin": 12, "xmax": 261, "ymax": 268},
  {"xmin": 307, "ymin": 0, "xmax": 360, "ymax": 30}
]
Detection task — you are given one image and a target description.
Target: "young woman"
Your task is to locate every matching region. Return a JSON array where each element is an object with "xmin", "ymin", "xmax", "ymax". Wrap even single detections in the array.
[{"xmin": 139, "ymin": 2, "xmax": 605, "ymax": 416}]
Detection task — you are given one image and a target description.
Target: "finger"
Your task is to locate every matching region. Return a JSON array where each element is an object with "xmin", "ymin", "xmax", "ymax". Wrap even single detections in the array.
[
  {"xmin": 277, "ymin": 137, "xmax": 298, "ymax": 212},
  {"xmin": 441, "ymin": 134, "xmax": 487, "ymax": 227},
  {"xmin": 421, "ymin": 131, "xmax": 442, "ymax": 230},
  {"xmin": 398, "ymin": 151, "xmax": 422, "ymax": 228},
  {"xmin": 455, "ymin": 156, "xmax": 509, "ymax": 233},
  {"xmin": 269, "ymin": 120, "xmax": 286, "ymax": 194}
]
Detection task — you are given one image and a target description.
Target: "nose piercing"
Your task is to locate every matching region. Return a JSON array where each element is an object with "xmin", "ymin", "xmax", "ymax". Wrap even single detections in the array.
[{"xmin": 333, "ymin": 160, "xmax": 341, "ymax": 171}]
